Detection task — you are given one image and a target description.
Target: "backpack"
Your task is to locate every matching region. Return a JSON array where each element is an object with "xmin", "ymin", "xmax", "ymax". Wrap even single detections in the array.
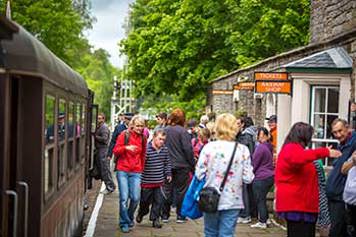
[
  {"xmin": 113, "ymin": 130, "xmax": 146, "ymax": 171},
  {"xmin": 343, "ymin": 166, "xmax": 356, "ymax": 205}
]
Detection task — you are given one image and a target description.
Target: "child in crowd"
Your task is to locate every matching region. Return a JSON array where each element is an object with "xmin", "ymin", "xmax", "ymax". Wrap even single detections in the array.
[
  {"xmin": 192, "ymin": 127, "xmax": 211, "ymax": 161},
  {"xmin": 136, "ymin": 129, "xmax": 172, "ymax": 228}
]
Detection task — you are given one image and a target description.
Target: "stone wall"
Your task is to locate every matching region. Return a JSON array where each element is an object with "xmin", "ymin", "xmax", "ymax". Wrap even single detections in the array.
[
  {"xmin": 209, "ymin": 31, "xmax": 356, "ymax": 126},
  {"xmin": 310, "ymin": 0, "xmax": 356, "ymax": 44}
]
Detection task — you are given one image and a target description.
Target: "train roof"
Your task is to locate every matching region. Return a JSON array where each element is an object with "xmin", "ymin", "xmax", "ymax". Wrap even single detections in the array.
[{"xmin": 0, "ymin": 17, "xmax": 88, "ymax": 97}]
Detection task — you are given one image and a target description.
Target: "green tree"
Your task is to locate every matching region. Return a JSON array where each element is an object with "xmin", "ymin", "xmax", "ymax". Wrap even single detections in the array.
[
  {"xmin": 77, "ymin": 49, "xmax": 120, "ymax": 118},
  {"xmin": 121, "ymin": 0, "xmax": 310, "ymax": 115}
]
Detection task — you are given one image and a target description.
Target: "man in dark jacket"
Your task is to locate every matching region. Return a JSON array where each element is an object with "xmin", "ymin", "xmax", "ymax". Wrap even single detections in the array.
[
  {"xmin": 327, "ymin": 119, "xmax": 356, "ymax": 237},
  {"xmin": 236, "ymin": 116, "xmax": 257, "ymax": 223},
  {"xmin": 95, "ymin": 113, "xmax": 115, "ymax": 194}
]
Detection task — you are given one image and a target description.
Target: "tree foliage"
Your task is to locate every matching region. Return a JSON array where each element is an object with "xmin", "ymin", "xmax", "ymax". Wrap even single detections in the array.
[
  {"xmin": 121, "ymin": 0, "xmax": 310, "ymax": 118},
  {"xmin": 1, "ymin": 0, "xmax": 118, "ymax": 120}
]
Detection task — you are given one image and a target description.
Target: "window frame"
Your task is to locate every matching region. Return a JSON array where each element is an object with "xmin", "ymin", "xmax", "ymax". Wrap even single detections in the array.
[
  {"xmin": 310, "ymin": 85, "xmax": 340, "ymax": 167},
  {"xmin": 43, "ymin": 92, "xmax": 56, "ymax": 201},
  {"xmin": 57, "ymin": 98, "xmax": 67, "ymax": 188}
]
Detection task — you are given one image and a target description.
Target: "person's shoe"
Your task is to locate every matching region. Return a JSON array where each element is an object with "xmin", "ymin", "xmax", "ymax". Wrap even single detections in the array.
[
  {"xmin": 136, "ymin": 215, "xmax": 143, "ymax": 224},
  {"xmin": 120, "ymin": 226, "xmax": 130, "ymax": 233},
  {"xmin": 176, "ymin": 216, "xmax": 187, "ymax": 223},
  {"xmin": 266, "ymin": 218, "xmax": 272, "ymax": 225},
  {"xmin": 129, "ymin": 221, "xmax": 135, "ymax": 228},
  {"xmin": 161, "ymin": 216, "xmax": 169, "ymax": 223},
  {"xmin": 152, "ymin": 219, "xmax": 162, "ymax": 228},
  {"xmin": 237, "ymin": 216, "xmax": 252, "ymax": 224},
  {"xmin": 250, "ymin": 222, "xmax": 267, "ymax": 229},
  {"xmin": 100, "ymin": 189, "xmax": 113, "ymax": 195}
]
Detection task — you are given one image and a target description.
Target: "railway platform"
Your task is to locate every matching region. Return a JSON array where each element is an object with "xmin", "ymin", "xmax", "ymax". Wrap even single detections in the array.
[{"xmin": 83, "ymin": 181, "xmax": 287, "ymax": 237}]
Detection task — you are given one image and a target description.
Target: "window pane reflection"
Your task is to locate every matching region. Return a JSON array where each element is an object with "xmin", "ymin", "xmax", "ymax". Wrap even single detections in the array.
[
  {"xmin": 314, "ymin": 88, "xmax": 326, "ymax": 112},
  {"xmin": 44, "ymin": 95, "xmax": 55, "ymax": 194},
  {"xmin": 327, "ymin": 88, "xmax": 339, "ymax": 113},
  {"xmin": 45, "ymin": 96, "xmax": 55, "ymax": 144}
]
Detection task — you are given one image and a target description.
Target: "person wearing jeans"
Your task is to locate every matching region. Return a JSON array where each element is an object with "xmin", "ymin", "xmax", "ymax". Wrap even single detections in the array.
[
  {"xmin": 204, "ymin": 210, "xmax": 241, "ymax": 237},
  {"xmin": 251, "ymin": 127, "xmax": 274, "ymax": 229},
  {"xmin": 113, "ymin": 115, "xmax": 147, "ymax": 233},
  {"xmin": 195, "ymin": 113, "xmax": 255, "ymax": 237},
  {"xmin": 117, "ymin": 171, "xmax": 141, "ymax": 229}
]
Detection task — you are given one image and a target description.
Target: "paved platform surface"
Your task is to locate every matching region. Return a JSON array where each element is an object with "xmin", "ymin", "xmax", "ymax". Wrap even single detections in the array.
[{"xmin": 85, "ymin": 183, "xmax": 287, "ymax": 237}]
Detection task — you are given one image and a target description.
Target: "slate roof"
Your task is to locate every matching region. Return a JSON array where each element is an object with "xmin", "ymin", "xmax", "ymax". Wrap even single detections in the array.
[{"xmin": 283, "ymin": 47, "xmax": 352, "ymax": 72}]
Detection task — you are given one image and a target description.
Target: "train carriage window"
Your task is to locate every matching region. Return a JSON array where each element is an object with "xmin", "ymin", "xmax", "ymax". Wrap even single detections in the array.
[
  {"xmin": 81, "ymin": 104, "xmax": 86, "ymax": 135},
  {"xmin": 80, "ymin": 104, "xmax": 86, "ymax": 162},
  {"xmin": 58, "ymin": 99, "xmax": 67, "ymax": 186},
  {"xmin": 75, "ymin": 104, "xmax": 81, "ymax": 165},
  {"xmin": 67, "ymin": 102, "xmax": 75, "ymax": 172},
  {"xmin": 44, "ymin": 95, "xmax": 55, "ymax": 195}
]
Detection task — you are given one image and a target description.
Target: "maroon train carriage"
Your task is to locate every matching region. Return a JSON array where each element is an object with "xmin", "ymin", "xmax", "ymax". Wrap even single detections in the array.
[{"xmin": 0, "ymin": 17, "xmax": 96, "ymax": 237}]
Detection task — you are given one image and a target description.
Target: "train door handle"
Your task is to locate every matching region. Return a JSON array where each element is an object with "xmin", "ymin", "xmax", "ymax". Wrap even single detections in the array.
[
  {"xmin": 18, "ymin": 181, "xmax": 29, "ymax": 237},
  {"xmin": 5, "ymin": 190, "xmax": 18, "ymax": 237}
]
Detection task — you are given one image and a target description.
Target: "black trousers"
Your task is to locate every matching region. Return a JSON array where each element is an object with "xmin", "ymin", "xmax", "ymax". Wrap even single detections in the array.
[
  {"xmin": 287, "ymin": 220, "xmax": 316, "ymax": 237},
  {"xmin": 252, "ymin": 176, "xmax": 274, "ymax": 223},
  {"xmin": 329, "ymin": 200, "xmax": 347, "ymax": 237},
  {"xmin": 161, "ymin": 168, "xmax": 190, "ymax": 218},
  {"xmin": 137, "ymin": 187, "xmax": 163, "ymax": 221},
  {"xmin": 347, "ymin": 204, "xmax": 356, "ymax": 237},
  {"xmin": 97, "ymin": 148, "xmax": 115, "ymax": 191}
]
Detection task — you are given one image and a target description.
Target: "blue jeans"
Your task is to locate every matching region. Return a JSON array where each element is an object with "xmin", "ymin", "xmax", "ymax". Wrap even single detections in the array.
[
  {"xmin": 116, "ymin": 171, "xmax": 141, "ymax": 229},
  {"xmin": 204, "ymin": 209, "xmax": 240, "ymax": 237}
]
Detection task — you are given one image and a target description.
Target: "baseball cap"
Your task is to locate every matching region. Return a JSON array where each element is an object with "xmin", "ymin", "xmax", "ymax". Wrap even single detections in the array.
[
  {"xmin": 266, "ymin": 115, "xmax": 277, "ymax": 123},
  {"xmin": 58, "ymin": 112, "xmax": 65, "ymax": 119},
  {"xmin": 124, "ymin": 112, "xmax": 134, "ymax": 120}
]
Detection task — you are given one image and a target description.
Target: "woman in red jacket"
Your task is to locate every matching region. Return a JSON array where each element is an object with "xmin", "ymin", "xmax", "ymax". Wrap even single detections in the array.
[
  {"xmin": 275, "ymin": 122, "xmax": 341, "ymax": 237},
  {"xmin": 113, "ymin": 115, "xmax": 147, "ymax": 233}
]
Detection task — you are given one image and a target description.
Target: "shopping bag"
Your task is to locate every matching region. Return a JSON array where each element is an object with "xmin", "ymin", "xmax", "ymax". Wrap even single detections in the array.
[{"xmin": 181, "ymin": 175, "xmax": 205, "ymax": 219}]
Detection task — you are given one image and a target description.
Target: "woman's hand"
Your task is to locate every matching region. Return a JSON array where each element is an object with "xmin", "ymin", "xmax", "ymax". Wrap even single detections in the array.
[
  {"xmin": 328, "ymin": 146, "xmax": 342, "ymax": 158},
  {"xmin": 126, "ymin": 145, "xmax": 138, "ymax": 152}
]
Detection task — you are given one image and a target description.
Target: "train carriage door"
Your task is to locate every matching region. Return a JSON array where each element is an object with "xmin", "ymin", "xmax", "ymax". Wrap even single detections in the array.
[
  {"xmin": 0, "ymin": 73, "xmax": 17, "ymax": 237},
  {"xmin": 0, "ymin": 75, "xmax": 41, "ymax": 237},
  {"xmin": 86, "ymin": 100, "xmax": 98, "ymax": 190},
  {"xmin": 0, "ymin": 19, "xmax": 19, "ymax": 237}
]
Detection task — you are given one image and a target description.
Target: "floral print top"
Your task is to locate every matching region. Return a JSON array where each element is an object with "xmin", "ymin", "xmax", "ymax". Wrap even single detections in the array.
[{"xmin": 195, "ymin": 140, "xmax": 254, "ymax": 210}]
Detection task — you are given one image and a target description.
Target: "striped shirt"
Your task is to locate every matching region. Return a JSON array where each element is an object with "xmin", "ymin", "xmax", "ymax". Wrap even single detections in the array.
[{"xmin": 141, "ymin": 142, "xmax": 172, "ymax": 187}]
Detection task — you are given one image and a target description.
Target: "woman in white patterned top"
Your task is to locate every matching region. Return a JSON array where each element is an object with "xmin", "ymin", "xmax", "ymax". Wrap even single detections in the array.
[{"xmin": 195, "ymin": 113, "xmax": 254, "ymax": 237}]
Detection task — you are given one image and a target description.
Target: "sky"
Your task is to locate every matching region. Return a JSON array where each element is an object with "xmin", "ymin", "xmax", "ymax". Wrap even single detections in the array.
[{"xmin": 86, "ymin": 0, "xmax": 135, "ymax": 69}]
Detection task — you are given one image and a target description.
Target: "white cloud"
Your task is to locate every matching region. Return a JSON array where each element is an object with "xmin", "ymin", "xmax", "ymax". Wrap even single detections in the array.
[{"xmin": 86, "ymin": 0, "xmax": 135, "ymax": 68}]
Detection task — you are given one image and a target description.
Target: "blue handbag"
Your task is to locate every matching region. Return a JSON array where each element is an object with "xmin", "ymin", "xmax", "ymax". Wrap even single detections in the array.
[{"xmin": 181, "ymin": 175, "xmax": 205, "ymax": 219}]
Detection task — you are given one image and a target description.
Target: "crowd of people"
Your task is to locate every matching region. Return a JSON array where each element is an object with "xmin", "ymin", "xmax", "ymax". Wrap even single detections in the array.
[{"xmin": 91, "ymin": 108, "xmax": 356, "ymax": 237}]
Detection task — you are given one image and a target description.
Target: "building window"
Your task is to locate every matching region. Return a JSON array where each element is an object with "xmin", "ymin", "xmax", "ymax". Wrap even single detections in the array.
[
  {"xmin": 44, "ymin": 95, "xmax": 55, "ymax": 195},
  {"xmin": 310, "ymin": 86, "xmax": 339, "ymax": 167}
]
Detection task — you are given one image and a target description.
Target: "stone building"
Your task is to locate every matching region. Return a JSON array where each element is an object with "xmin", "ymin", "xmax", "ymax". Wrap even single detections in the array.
[{"xmin": 208, "ymin": 0, "xmax": 356, "ymax": 162}]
